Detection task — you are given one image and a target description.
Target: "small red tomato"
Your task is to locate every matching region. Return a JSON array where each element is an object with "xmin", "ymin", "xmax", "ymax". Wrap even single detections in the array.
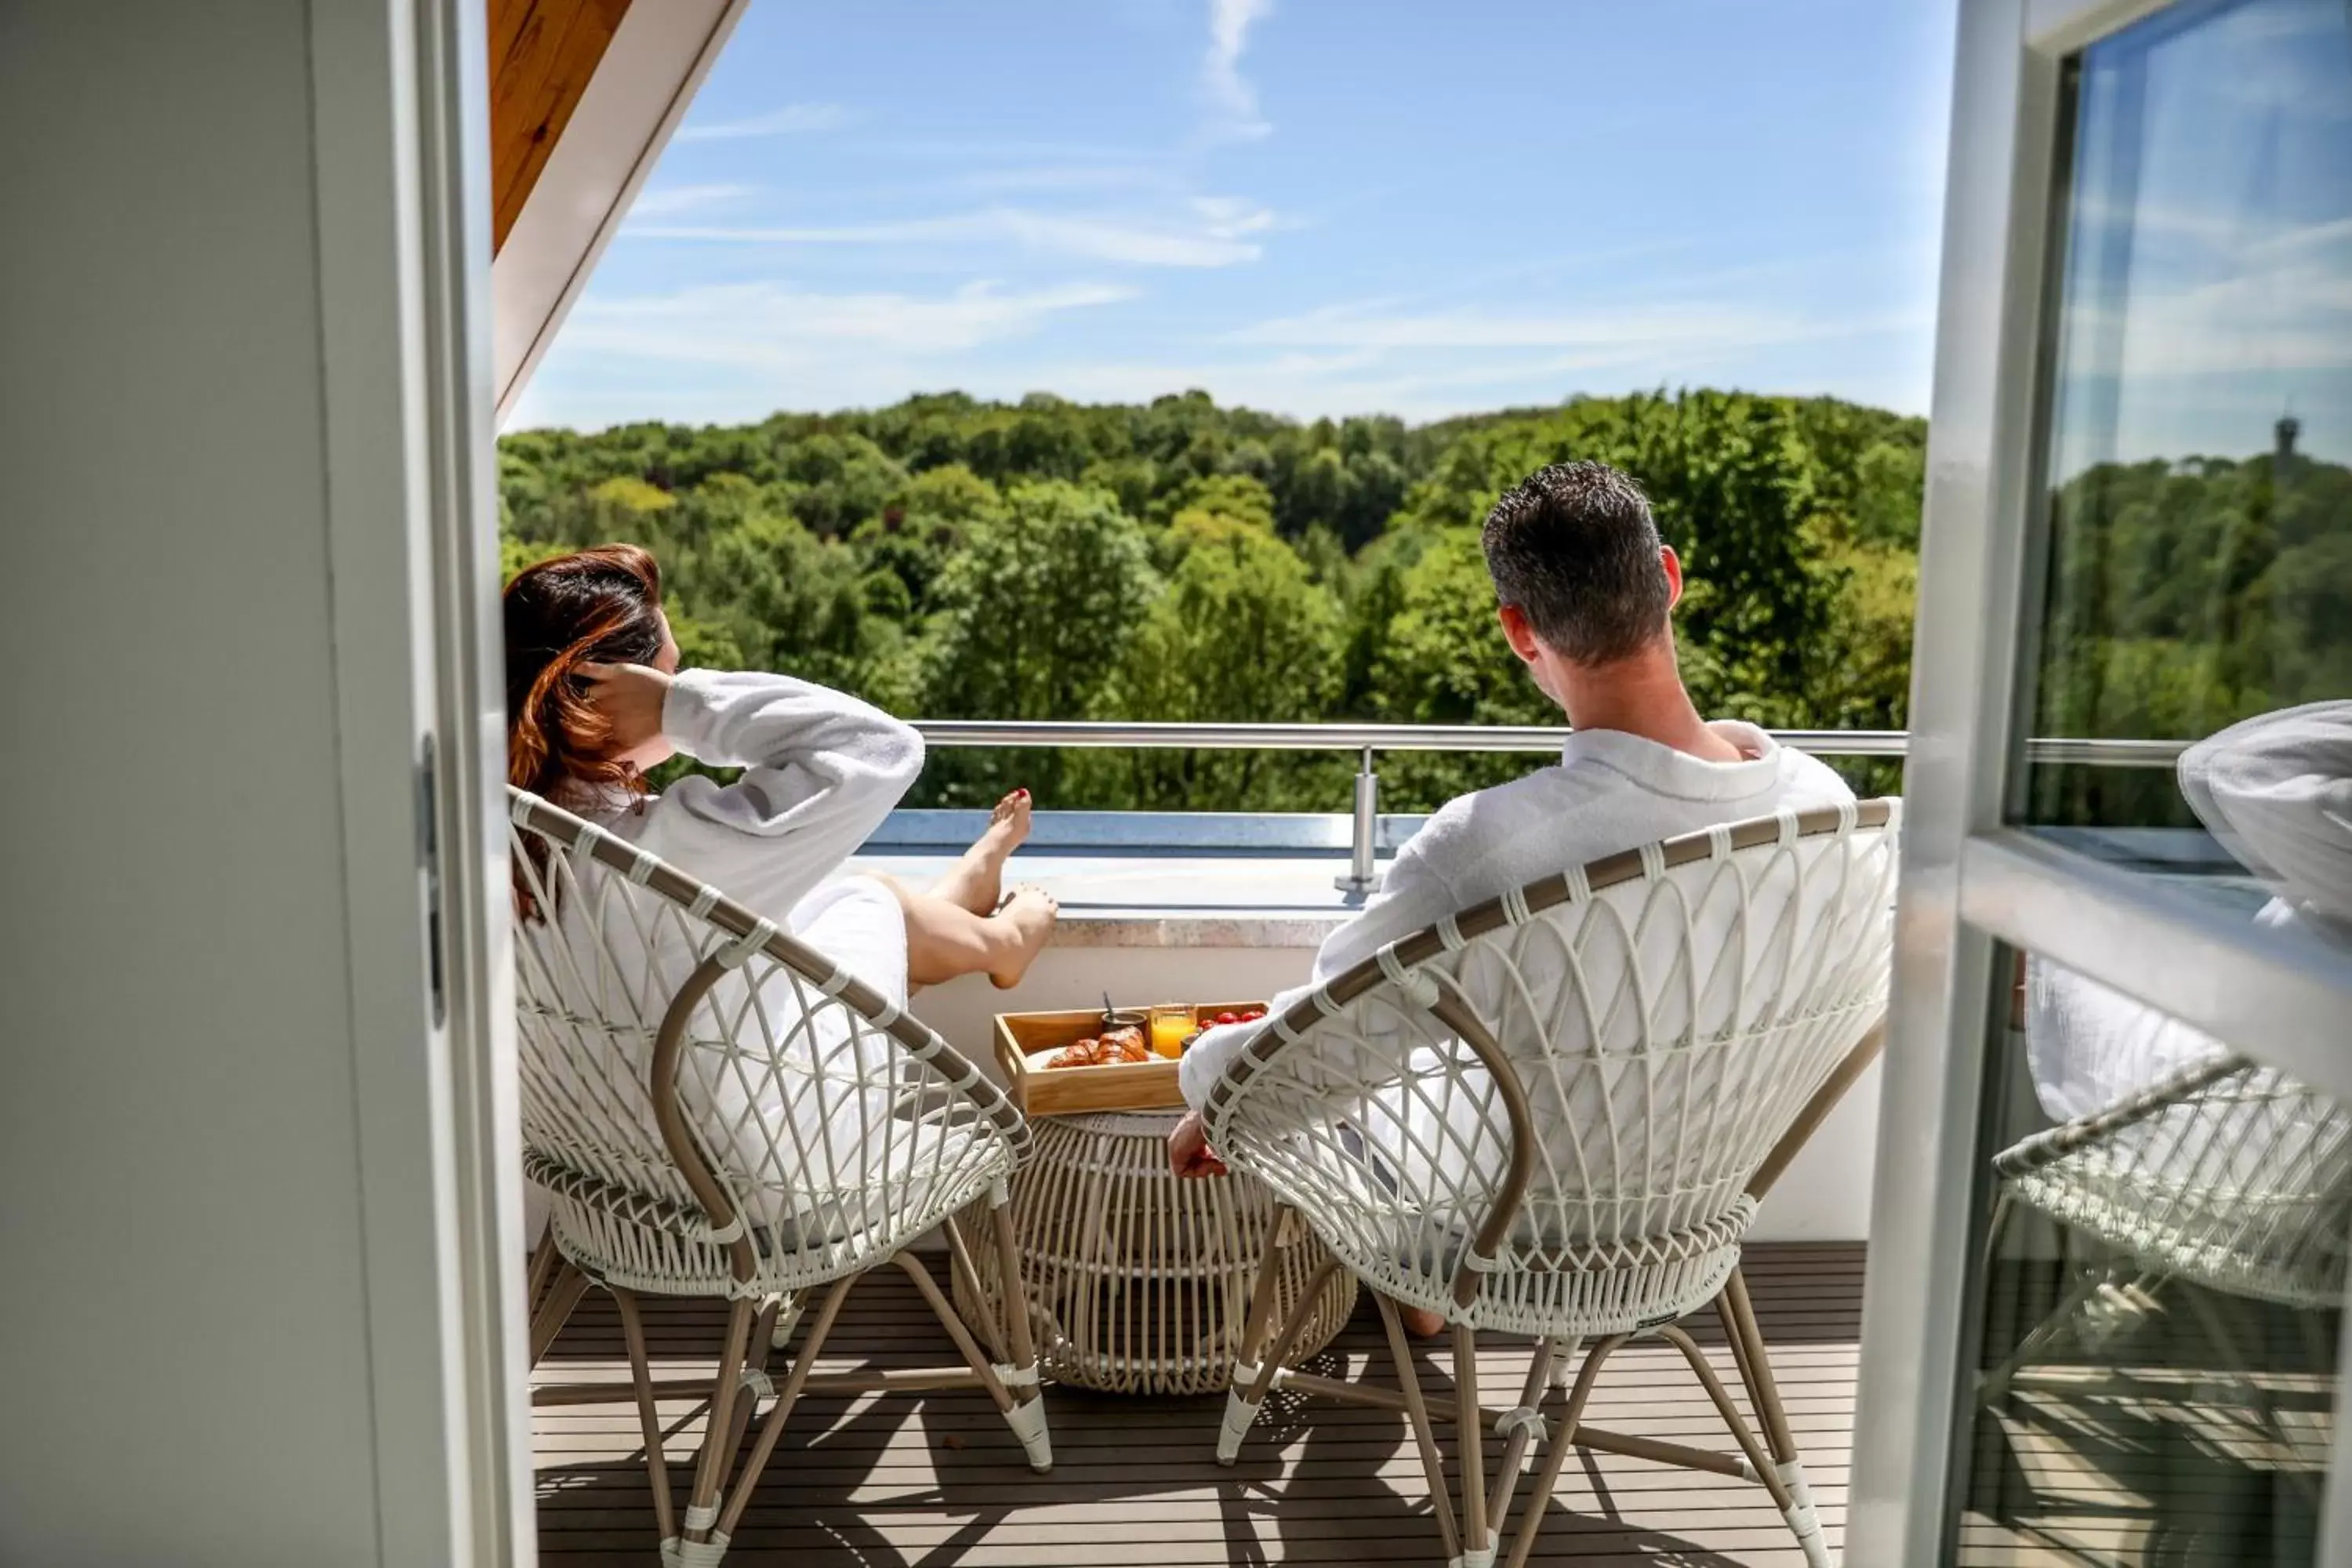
[
  {"xmin": 1243, "ymin": 1010, "xmax": 1265, "ymax": 1022},
  {"xmin": 1214, "ymin": 1011, "xmax": 1240, "ymax": 1025}
]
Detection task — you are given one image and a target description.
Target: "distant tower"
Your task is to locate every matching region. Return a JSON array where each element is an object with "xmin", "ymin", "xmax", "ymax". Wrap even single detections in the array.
[{"xmin": 2274, "ymin": 412, "xmax": 2301, "ymax": 501}]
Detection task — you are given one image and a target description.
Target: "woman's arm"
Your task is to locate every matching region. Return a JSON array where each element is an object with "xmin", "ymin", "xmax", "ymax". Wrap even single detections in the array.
[
  {"xmin": 591, "ymin": 663, "xmax": 926, "ymax": 916},
  {"xmin": 659, "ymin": 668, "xmax": 924, "ymax": 841}
]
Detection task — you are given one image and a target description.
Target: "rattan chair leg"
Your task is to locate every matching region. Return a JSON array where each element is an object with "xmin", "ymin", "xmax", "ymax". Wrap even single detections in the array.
[
  {"xmin": 1971, "ymin": 1188, "xmax": 2100, "ymax": 1406},
  {"xmin": 1714, "ymin": 1286, "xmax": 1761, "ymax": 1412},
  {"xmin": 770, "ymin": 1291, "xmax": 802, "ymax": 1353},
  {"xmin": 1501, "ymin": 1334, "xmax": 1624, "ymax": 1568},
  {"xmin": 528, "ymin": 1261, "xmax": 592, "ymax": 1369},
  {"xmin": 1978, "ymin": 1189, "xmax": 2015, "ymax": 1283},
  {"xmin": 943, "ymin": 1212, "xmax": 1007, "ymax": 1363},
  {"xmin": 526, "ymin": 1227, "xmax": 561, "ymax": 1318},
  {"xmin": 895, "ymin": 1248, "xmax": 1054, "ymax": 1471},
  {"xmin": 713, "ymin": 1298, "xmax": 781, "ymax": 1490},
  {"xmin": 708, "ymin": 1272, "xmax": 860, "ymax": 1552},
  {"xmin": 1483, "ymin": 1338, "xmax": 1558, "ymax": 1533},
  {"xmin": 1218, "ymin": 1253, "xmax": 1342, "ymax": 1464},
  {"xmin": 1374, "ymin": 1293, "xmax": 1462, "ymax": 1563},
  {"xmin": 1229, "ymin": 1205, "xmax": 1294, "ymax": 1370},
  {"xmin": 895, "ymin": 1251, "xmax": 1013, "ymax": 1412},
  {"xmin": 1977, "ymin": 1263, "xmax": 2109, "ymax": 1406},
  {"xmin": 1656, "ymin": 1326, "xmax": 1788, "ymax": 1508},
  {"xmin": 1722, "ymin": 1269, "xmax": 1830, "ymax": 1566},
  {"xmin": 610, "ymin": 1287, "xmax": 677, "ymax": 1545},
  {"xmin": 674, "ymin": 1294, "xmax": 758, "ymax": 1563},
  {"xmin": 1719, "ymin": 1272, "xmax": 1797, "ymax": 1467},
  {"xmin": 986, "ymin": 1192, "xmax": 1053, "ymax": 1471},
  {"xmin": 989, "ymin": 1196, "xmax": 1043, "ymax": 1374},
  {"xmin": 1454, "ymin": 1323, "xmax": 1492, "ymax": 1568}
]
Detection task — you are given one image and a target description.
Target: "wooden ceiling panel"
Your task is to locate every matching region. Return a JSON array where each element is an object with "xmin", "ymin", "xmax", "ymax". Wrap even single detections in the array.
[{"xmin": 488, "ymin": 0, "xmax": 634, "ymax": 252}]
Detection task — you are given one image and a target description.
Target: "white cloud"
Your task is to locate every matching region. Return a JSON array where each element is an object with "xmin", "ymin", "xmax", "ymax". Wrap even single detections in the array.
[
  {"xmin": 519, "ymin": 263, "xmax": 1935, "ymax": 427},
  {"xmin": 956, "ymin": 165, "xmax": 1167, "ymax": 195},
  {"xmin": 992, "ymin": 350, "xmax": 1564, "ymax": 424},
  {"xmin": 624, "ymin": 183, "xmax": 754, "ymax": 219},
  {"xmin": 673, "ymin": 103, "xmax": 851, "ymax": 142},
  {"xmin": 2065, "ymin": 216, "xmax": 2352, "ymax": 379},
  {"xmin": 1230, "ymin": 299, "xmax": 1826, "ymax": 354},
  {"xmin": 1203, "ymin": 0, "xmax": 1273, "ymax": 140},
  {"xmin": 510, "ymin": 278, "xmax": 1143, "ymax": 429},
  {"xmin": 557, "ymin": 278, "xmax": 1136, "ymax": 366},
  {"xmin": 626, "ymin": 198, "xmax": 1276, "ymax": 269},
  {"xmin": 886, "ymin": 294, "xmax": 1933, "ymax": 423}
]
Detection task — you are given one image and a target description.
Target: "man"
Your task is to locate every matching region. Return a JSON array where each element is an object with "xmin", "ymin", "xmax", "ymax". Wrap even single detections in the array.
[{"xmin": 1167, "ymin": 460, "xmax": 1854, "ymax": 1328}]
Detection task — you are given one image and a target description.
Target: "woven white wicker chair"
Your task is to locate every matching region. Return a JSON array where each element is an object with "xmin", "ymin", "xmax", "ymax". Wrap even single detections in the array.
[
  {"xmin": 1981, "ymin": 960, "xmax": 2352, "ymax": 1422},
  {"xmin": 1203, "ymin": 800, "xmax": 1900, "ymax": 1568},
  {"xmin": 508, "ymin": 788, "xmax": 1050, "ymax": 1568}
]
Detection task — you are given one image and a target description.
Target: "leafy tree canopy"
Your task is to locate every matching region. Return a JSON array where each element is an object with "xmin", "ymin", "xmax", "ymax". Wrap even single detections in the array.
[{"xmin": 503, "ymin": 387, "xmax": 1940, "ymax": 811}]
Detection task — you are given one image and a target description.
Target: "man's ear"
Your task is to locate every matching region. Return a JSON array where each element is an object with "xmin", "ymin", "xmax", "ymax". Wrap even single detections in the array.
[
  {"xmin": 1660, "ymin": 545, "xmax": 1686, "ymax": 612},
  {"xmin": 1497, "ymin": 603, "xmax": 1544, "ymax": 665}
]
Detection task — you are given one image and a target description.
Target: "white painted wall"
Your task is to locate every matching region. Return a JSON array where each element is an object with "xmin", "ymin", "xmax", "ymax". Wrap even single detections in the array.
[
  {"xmin": 0, "ymin": 5, "xmax": 510, "ymax": 1562},
  {"xmin": 1751, "ymin": 1057, "xmax": 1882, "ymax": 1243}
]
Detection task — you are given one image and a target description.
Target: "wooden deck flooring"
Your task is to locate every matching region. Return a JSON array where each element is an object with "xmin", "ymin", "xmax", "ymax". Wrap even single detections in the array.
[
  {"xmin": 1951, "ymin": 1294, "xmax": 2335, "ymax": 1568},
  {"xmin": 534, "ymin": 1242, "xmax": 1864, "ymax": 1566}
]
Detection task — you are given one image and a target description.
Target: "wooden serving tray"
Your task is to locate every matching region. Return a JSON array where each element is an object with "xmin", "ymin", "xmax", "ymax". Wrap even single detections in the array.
[{"xmin": 994, "ymin": 1001, "xmax": 1268, "ymax": 1117}]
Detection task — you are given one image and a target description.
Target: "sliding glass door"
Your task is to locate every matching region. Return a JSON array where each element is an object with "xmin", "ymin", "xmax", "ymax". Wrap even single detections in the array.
[{"xmin": 1854, "ymin": 0, "xmax": 2352, "ymax": 1561}]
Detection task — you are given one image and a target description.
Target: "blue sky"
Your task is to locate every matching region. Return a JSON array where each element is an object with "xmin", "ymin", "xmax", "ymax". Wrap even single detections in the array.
[
  {"xmin": 510, "ymin": 0, "xmax": 1961, "ymax": 432},
  {"xmin": 2047, "ymin": 0, "xmax": 2352, "ymax": 471}
]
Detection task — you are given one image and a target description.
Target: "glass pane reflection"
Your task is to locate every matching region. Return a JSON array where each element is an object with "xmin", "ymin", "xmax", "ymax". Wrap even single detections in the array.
[
  {"xmin": 2016, "ymin": 0, "xmax": 2352, "ymax": 964},
  {"xmin": 1949, "ymin": 948, "xmax": 2346, "ymax": 1566}
]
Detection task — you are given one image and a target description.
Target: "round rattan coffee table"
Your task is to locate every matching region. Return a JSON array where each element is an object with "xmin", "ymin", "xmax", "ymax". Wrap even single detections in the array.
[{"xmin": 953, "ymin": 1108, "xmax": 1359, "ymax": 1396}]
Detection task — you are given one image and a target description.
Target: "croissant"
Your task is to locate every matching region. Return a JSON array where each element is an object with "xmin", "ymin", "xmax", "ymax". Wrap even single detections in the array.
[
  {"xmin": 1043, "ymin": 1023, "xmax": 1156, "ymax": 1070},
  {"xmin": 1047, "ymin": 1037, "xmax": 1102, "ymax": 1070}
]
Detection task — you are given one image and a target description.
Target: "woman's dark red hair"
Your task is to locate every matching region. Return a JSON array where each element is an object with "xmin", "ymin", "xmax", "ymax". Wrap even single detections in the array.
[{"xmin": 503, "ymin": 543, "xmax": 668, "ymax": 913}]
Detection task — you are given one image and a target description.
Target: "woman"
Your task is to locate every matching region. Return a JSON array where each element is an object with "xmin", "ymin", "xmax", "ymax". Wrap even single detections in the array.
[{"xmin": 506, "ymin": 543, "xmax": 1057, "ymax": 1000}]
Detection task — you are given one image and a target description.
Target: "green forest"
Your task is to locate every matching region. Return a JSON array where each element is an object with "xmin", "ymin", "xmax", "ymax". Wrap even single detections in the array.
[
  {"xmin": 499, "ymin": 387, "xmax": 1926, "ymax": 813},
  {"xmin": 501, "ymin": 387, "xmax": 1929, "ymax": 818},
  {"xmin": 503, "ymin": 387, "xmax": 2351, "ymax": 822},
  {"xmin": 2027, "ymin": 443, "xmax": 2352, "ymax": 828}
]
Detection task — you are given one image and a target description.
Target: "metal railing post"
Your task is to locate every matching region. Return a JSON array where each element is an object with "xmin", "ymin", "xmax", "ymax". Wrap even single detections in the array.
[{"xmin": 1336, "ymin": 747, "xmax": 1381, "ymax": 895}]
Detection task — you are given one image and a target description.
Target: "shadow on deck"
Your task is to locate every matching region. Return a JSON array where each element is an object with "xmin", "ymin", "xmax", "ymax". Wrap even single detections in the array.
[{"xmin": 534, "ymin": 1242, "xmax": 1863, "ymax": 1566}]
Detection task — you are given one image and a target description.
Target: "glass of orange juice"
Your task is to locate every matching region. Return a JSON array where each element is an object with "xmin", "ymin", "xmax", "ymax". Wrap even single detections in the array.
[{"xmin": 1147, "ymin": 1004, "xmax": 1192, "ymax": 1059}]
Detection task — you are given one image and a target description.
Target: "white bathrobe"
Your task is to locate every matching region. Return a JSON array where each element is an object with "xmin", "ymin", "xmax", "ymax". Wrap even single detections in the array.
[
  {"xmin": 586, "ymin": 667, "xmax": 927, "ymax": 1000},
  {"xmin": 1179, "ymin": 722, "xmax": 1857, "ymax": 1109},
  {"xmin": 528, "ymin": 669, "xmax": 925, "ymax": 1243},
  {"xmin": 2027, "ymin": 700, "xmax": 2352, "ymax": 1130}
]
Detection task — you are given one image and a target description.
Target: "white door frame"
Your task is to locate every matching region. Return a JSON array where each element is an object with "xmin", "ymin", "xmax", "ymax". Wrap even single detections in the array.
[
  {"xmin": 310, "ymin": 1, "xmax": 528, "ymax": 1561},
  {"xmin": 1849, "ymin": 0, "xmax": 2352, "ymax": 1561}
]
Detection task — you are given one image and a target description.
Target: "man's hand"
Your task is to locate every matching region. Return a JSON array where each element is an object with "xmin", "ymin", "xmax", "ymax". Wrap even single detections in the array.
[
  {"xmin": 1167, "ymin": 1109, "xmax": 1227, "ymax": 1178},
  {"xmin": 577, "ymin": 661, "xmax": 673, "ymax": 759}
]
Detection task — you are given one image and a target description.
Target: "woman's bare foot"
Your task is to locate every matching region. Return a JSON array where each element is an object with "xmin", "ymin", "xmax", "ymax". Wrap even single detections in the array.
[
  {"xmin": 988, "ymin": 884, "xmax": 1057, "ymax": 989},
  {"xmin": 931, "ymin": 789, "xmax": 1033, "ymax": 915}
]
